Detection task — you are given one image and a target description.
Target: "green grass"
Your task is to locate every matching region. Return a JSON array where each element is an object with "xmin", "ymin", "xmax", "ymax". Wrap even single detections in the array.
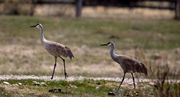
[
  {"xmin": 0, "ymin": 79, "xmax": 179, "ymax": 97},
  {"xmin": 0, "ymin": 16, "xmax": 180, "ymax": 49},
  {"xmin": 0, "ymin": 79, "xmax": 114, "ymax": 97}
]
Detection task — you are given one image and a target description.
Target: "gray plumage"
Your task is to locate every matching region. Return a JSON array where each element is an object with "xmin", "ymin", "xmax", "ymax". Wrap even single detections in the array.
[
  {"xmin": 31, "ymin": 23, "xmax": 74, "ymax": 79},
  {"xmin": 45, "ymin": 41, "xmax": 74, "ymax": 59},
  {"xmin": 113, "ymin": 55, "xmax": 147, "ymax": 75},
  {"xmin": 101, "ymin": 41, "xmax": 147, "ymax": 90}
]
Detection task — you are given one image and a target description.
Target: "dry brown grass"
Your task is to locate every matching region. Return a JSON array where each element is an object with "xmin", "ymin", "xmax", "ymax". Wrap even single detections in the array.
[
  {"xmin": 0, "ymin": 44, "xmax": 179, "ymax": 78},
  {"xmin": 82, "ymin": 7, "xmax": 174, "ymax": 19}
]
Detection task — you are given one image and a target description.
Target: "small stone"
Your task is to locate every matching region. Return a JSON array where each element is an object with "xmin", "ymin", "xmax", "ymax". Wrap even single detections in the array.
[
  {"xmin": 69, "ymin": 84, "xmax": 77, "ymax": 88},
  {"xmin": 49, "ymin": 88, "xmax": 62, "ymax": 93},
  {"xmin": 96, "ymin": 85, "xmax": 102, "ymax": 90},
  {"xmin": 33, "ymin": 81, "xmax": 47, "ymax": 86},
  {"xmin": 33, "ymin": 81, "xmax": 40, "ymax": 86},
  {"xmin": 108, "ymin": 91, "xmax": 115, "ymax": 96},
  {"xmin": 3, "ymin": 81, "xmax": 10, "ymax": 85},
  {"xmin": 13, "ymin": 84, "xmax": 19, "ymax": 86},
  {"xmin": 96, "ymin": 86, "xmax": 100, "ymax": 90},
  {"xmin": 40, "ymin": 82, "xmax": 47, "ymax": 86},
  {"xmin": 18, "ymin": 83, "xmax": 22, "ymax": 85}
]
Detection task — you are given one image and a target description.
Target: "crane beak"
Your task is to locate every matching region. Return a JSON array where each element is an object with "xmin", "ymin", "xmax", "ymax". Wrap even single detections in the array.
[
  {"xmin": 30, "ymin": 25, "xmax": 36, "ymax": 28},
  {"xmin": 100, "ymin": 42, "xmax": 109, "ymax": 46}
]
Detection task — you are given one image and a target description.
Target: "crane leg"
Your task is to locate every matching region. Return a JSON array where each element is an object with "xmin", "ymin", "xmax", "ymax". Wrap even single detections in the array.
[
  {"xmin": 131, "ymin": 73, "xmax": 136, "ymax": 89},
  {"xmin": 51, "ymin": 56, "xmax": 57, "ymax": 79},
  {"xmin": 60, "ymin": 57, "xmax": 68, "ymax": 79},
  {"xmin": 117, "ymin": 72, "xmax": 126, "ymax": 91}
]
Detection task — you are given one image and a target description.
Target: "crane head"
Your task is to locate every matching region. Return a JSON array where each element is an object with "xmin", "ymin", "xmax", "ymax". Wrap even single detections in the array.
[{"xmin": 31, "ymin": 23, "xmax": 43, "ymax": 30}]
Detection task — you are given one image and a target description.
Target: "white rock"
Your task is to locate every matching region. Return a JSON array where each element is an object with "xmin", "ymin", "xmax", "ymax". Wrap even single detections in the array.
[
  {"xmin": 18, "ymin": 83, "xmax": 22, "ymax": 85},
  {"xmin": 3, "ymin": 81, "xmax": 10, "ymax": 85}
]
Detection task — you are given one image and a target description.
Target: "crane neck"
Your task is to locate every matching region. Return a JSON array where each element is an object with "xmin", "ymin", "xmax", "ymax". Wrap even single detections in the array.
[
  {"xmin": 109, "ymin": 44, "xmax": 117, "ymax": 58},
  {"xmin": 38, "ymin": 27, "xmax": 47, "ymax": 45}
]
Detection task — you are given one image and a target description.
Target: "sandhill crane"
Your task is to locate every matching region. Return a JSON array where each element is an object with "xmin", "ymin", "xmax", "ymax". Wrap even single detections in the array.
[
  {"xmin": 31, "ymin": 23, "xmax": 74, "ymax": 79},
  {"xmin": 101, "ymin": 41, "xmax": 147, "ymax": 90}
]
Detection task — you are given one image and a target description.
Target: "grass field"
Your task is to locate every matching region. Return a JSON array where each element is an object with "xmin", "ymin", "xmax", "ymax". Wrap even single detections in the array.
[
  {"xmin": 0, "ymin": 16, "xmax": 179, "ymax": 97},
  {"xmin": 0, "ymin": 15, "xmax": 179, "ymax": 77},
  {"xmin": 0, "ymin": 16, "xmax": 180, "ymax": 48}
]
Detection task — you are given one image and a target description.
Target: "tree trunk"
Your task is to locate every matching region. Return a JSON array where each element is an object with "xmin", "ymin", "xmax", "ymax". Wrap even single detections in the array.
[
  {"xmin": 75, "ymin": 0, "xmax": 82, "ymax": 17},
  {"xmin": 175, "ymin": 0, "xmax": 180, "ymax": 19}
]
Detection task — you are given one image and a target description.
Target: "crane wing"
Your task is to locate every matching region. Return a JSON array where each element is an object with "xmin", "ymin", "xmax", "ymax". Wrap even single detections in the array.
[
  {"xmin": 44, "ymin": 41, "xmax": 74, "ymax": 59},
  {"xmin": 118, "ymin": 56, "xmax": 147, "ymax": 75}
]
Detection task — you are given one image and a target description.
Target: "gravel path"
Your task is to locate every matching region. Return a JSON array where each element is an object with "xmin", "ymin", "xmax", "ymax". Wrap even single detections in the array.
[{"xmin": 0, "ymin": 75, "xmax": 179, "ymax": 84}]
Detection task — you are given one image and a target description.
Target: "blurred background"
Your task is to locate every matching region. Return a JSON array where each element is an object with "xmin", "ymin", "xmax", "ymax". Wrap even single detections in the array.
[
  {"xmin": 0, "ymin": 0, "xmax": 179, "ymax": 78},
  {"xmin": 0, "ymin": 0, "xmax": 179, "ymax": 18}
]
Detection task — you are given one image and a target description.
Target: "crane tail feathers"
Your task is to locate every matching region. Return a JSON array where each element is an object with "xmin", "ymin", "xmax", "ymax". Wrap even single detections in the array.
[
  {"xmin": 140, "ymin": 63, "xmax": 148, "ymax": 76},
  {"xmin": 65, "ymin": 47, "xmax": 74, "ymax": 59}
]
